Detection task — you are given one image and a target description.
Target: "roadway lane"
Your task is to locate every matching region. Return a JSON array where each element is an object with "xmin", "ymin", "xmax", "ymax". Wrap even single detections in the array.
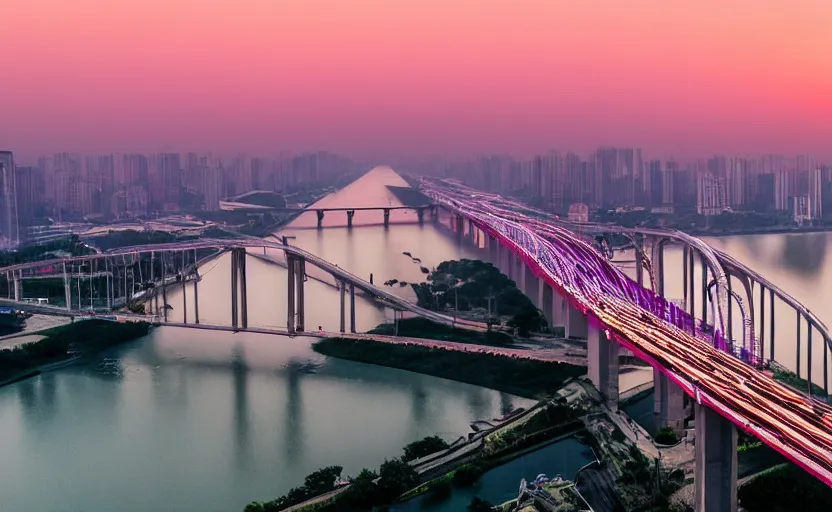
[{"xmin": 421, "ymin": 178, "xmax": 832, "ymax": 487}]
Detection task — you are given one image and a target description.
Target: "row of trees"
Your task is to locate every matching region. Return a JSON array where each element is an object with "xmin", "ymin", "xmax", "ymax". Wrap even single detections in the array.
[
  {"xmin": 410, "ymin": 259, "xmax": 547, "ymax": 337},
  {"xmin": 245, "ymin": 435, "xmax": 457, "ymax": 512}
]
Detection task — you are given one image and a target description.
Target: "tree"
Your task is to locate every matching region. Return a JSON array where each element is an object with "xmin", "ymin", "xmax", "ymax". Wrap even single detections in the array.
[
  {"xmin": 303, "ymin": 465, "xmax": 343, "ymax": 495},
  {"xmin": 376, "ymin": 458, "xmax": 419, "ymax": 503},
  {"xmin": 467, "ymin": 497, "xmax": 494, "ymax": 511},
  {"xmin": 343, "ymin": 468, "xmax": 378, "ymax": 509},
  {"xmin": 403, "ymin": 436, "xmax": 449, "ymax": 461},
  {"xmin": 507, "ymin": 306, "xmax": 546, "ymax": 337}
]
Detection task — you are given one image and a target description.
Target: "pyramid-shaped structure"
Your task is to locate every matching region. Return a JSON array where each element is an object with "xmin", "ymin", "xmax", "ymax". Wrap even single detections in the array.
[
  {"xmin": 284, "ymin": 166, "xmax": 429, "ymax": 229},
  {"xmin": 305, "ymin": 166, "xmax": 411, "ymax": 210}
]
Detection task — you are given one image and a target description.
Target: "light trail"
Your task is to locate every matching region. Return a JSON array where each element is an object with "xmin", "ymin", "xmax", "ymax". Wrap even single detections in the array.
[{"xmin": 421, "ymin": 177, "xmax": 832, "ymax": 488}]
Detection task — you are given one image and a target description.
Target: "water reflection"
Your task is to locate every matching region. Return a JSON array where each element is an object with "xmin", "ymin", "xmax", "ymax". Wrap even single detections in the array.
[
  {"xmin": 283, "ymin": 359, "xmax": 305, "ymax": 467},
  {"xmin": 778, "ymin": 233, "xmax": 827, "ymax": 277},
  {"xmin": 231, "ymin": 345, "xmax": 251, "ymax": 472}
]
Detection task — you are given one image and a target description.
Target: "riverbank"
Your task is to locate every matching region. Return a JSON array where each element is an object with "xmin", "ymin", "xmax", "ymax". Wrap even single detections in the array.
[
  {"xmin": 368, "ymin": 317, "xmax": 514, "ymax": 345},
  {"xmin": 312, "ymin": 337, "xmax": 585, "ymax": 399},
  {"xmin": 687, "ymin": 225, "xmax": 832, "ymax": 238},
  {"xmin": 0, "ymin": 320, "xmax": 151, "ymax": 387}
]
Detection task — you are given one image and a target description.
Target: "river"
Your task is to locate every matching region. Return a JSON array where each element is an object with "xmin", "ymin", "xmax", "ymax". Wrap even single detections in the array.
[{"xmin": 2, "ymin": 167, "xmax": 831, "ymax": 511}]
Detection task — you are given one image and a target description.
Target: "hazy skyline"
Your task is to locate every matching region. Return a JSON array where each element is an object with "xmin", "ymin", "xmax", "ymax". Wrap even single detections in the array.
[{"xmin": 2, "ymin": 1, "xmax": 831, "ymax": 161}]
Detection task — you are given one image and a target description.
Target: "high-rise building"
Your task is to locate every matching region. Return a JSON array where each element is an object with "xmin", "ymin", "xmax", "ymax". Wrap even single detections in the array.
[
  {"xmin": 14, "ymin": 165, "xmax": 44, "ymax": 233},
  {"xmin": 0, "ymin": 151, "xmax": 20, "ymax": 247},
  {"xmin": 697, "ymin": 173, "xmax": 726, "ymax": 215},
  {"xmin": 808, "ymin": 168, "xmax": 823, "ymax": 220}
]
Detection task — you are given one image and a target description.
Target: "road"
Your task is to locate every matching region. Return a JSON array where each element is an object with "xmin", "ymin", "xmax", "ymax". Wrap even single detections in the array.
[{"xmin": 421, "ymin": 177, "xmax": 832, "ymax": 487}]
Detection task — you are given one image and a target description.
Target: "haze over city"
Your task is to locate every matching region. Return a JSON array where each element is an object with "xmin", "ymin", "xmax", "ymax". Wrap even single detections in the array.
[{"xmin": 3, "ymin": 0, "xmax": 831, "ymax": 161}]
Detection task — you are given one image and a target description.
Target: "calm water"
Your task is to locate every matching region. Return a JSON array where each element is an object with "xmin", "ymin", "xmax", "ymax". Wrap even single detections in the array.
[
  {"xmin": 390, "ymin": 437, "xmax": 595, "ymax": 511},
  {"xmin": 2, "ymin": 167, "xmax": 831, "ymax": 511}
]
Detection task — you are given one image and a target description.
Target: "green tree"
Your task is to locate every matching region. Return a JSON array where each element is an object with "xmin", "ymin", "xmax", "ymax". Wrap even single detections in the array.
[
  {"xmin": 376, "ymin": 458, "xmax": 419, "ymax": 503},
  {"xmin": 343, "ymin": 468, "xmax": 378, "ymax": 509},
  {"xmin": 302, "ymin": 465, "xmax": 343, "ymax": 495},
  {"xmin": 507, "ymin": 306, "xmax": 546, "ymax": 337},
  {"xmin": 403, "ymin": 436, "xmax": 450, "ymax": 461}
]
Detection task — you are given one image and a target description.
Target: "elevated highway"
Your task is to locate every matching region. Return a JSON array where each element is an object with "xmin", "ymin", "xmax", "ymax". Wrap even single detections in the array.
[{"xmin": 420, "ymin": 177, "xmax": 832, "ymax": 509}]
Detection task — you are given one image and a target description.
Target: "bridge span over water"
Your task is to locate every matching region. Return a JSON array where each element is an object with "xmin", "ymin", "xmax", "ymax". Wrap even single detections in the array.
[{"xmin": 419, "ymin": 176, "xmax": 832, "ymax": 510}]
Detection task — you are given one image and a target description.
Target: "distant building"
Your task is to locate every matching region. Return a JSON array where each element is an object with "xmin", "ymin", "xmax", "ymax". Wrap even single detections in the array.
[
  {"xmin": 696, "ymin": 173, "xmax": 726, "ymax": 216},
  {"xmin": 0, "ymin": 151, "xmax": 19, "ymax": 247},
  {"xmin": 567, "ymin": 203, "xmax": 589, "ymax": 223}
]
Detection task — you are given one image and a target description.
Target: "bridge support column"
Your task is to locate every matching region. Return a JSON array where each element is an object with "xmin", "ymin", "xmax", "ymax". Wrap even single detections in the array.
[
  {"xmin": 193, "ymin": 265, "xmax": 200, "ymax": 324},
  {"xmin": 694, "ymin": 403, "xmax": 738, "ymax": 512},
  {"xmin": 161, "ymin": 253, "xmax": 168, "ymax": 322},
  {"xmin": 238, "ymin": 249, "xmax": 248, "ymax": 330},
  {"xmin": 63, "ymin": 262, "xmax": 71, "ymax": 310},
  {"xmin": 455, "ymin": 215, "xmax": 464, "ymax": 239},
  {"xmin": 349, "ymin": 283, "xmax": 356, "ymax": 333},
  {"xmin": 286, "ymin": 254, "xmax": 296, "ymax": 333},
  {"xmin": 295, "ymin": 258, "xmax": 305, "ymax": 332},
  {"xmin": 339, "ymin": 280, "xmax": 346, "ymax": 333},
  {"xmin": 316, "ymin": 210, "xmax": 325, "ymax": 229},
  {"xmin": 523, "ymin": 266, "xmax": 539, "ymax": 308},
  {"xmin": 588, "ymin": 322, "xmax": 620, "ymax": 408},
  {"xmin": 231, "ymin": 249, "xmax": 239, "ymax": 330},
  {"xmin": 565, "ymin": 301, "xmax": 588, "ymax": 339},
  {"xmin": 12, "ymin": 272, "xmax": 20, "ymax": 302},
  {"xmin": 346, "ymin": 210, "xmax": 355, "ymax": 229},
  {"xmin": 551, "ymin": 291, "xmax": 565, "ymax": 328},
  {"xmin": 417, "ymin": 208, "xmax": 425, "ymax": 225},
  {"xmin": 515, "ymin": 254, "xmax": 525, "ymax": 289},
  {"xmin": 654, "ymin": 370, "xmax": 686, "ymax": 433},
  {"xmin": 540, "ymin": 280, "xmax": 553, "ymax": 327},
  {"xmin": 383, "ymin": 208, "xmax": 391, "ymax": 228},
  {"xmin": 488, "ymin": 235, "xmax": 499, "ymax": 265}
]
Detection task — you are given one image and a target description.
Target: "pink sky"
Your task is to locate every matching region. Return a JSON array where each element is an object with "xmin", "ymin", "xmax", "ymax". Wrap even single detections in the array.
[{"xmin": 2, "ymin": 0, "xmax": 831, "ymax": 161}]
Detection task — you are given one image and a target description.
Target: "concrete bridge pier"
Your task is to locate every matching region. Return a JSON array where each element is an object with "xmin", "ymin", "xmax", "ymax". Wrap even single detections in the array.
[
  {"xmin": 338, "ymin": 280, "xmax": 346, "ymax": 333},
  {"xmin": 237, "ymin": 249, "xmax": 249, "ymax": 329},
  {"xmin": 417, "ymin": 208, "xmax": 425, "ymax": 225},
  {"xmin": 654, "ymin": 371, "xmax": 686, "ymax": 433},
  {"xmin": 12, "ymin": 271, "xmax": 20, "ymax": 302},
  {"xmin": 564, "ymin": 301, "xmax": 588, "ymax": 339},
  {"xmin": 503, "ymin": 247, "xmax": 517, "ymax": 284},
  {"xmin": 515, "ymin": 254, "xmax": 525, "ymax": 290},
  {"xmin": 193, "ymin": 264, "xmax": 200, "ymax": 324},
  {"xmin": 230, "ymin": 250, "xmax": 239, "ymax": 329},
  {"xmin": 383, "ymin": 208, "xmax": 391, "ymax": 228},
  {"xmin": 541, "ymin": 282, "xmax": 554, "ymax": 327},
  {"xmin": 588, "ymin": 322, "xmax": 620, "ymax": 407},
  {"xmin": 522, "ymin": 266, "xmax": 539, "ymax": 307},
  {"xmin": 346, "ymin": 210, "xmax": 355, "ymax": 228},
  {"xmin": 349, "ymin": 283, "xmax": 356, "ymax": 333},
  {"xmin": 316, "ymin": 210, "xmax": 325, "ymax": 229},
  {"xmin": 63, "ymin": 262, "xmax": 72, "ymax": 310},
  {"xmin": 295, "ymin": 258, "xmax": 306, "ymax": 332},
  {"xmin": 286, "ymin": 254, "xmax": 296, "ymax": 333},
  {"xmin": 488, "ymin": 235, "xmax": 499, "ymax": 265},
  {"xmin": 694, "ymin": 403, "xmax": 738, "ymax": 512}
]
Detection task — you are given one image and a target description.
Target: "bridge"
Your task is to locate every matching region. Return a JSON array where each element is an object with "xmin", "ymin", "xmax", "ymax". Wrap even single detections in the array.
[
  {"xmin": 2, "ymin": 180, "xmax": 831, "ymax": 511},
  {"xmin": 0, "ymin": 238, "xmax": 486, "ymax": 335},
  {"xmin": 419, "ymin": 177, "xmax": 832, "ymax": 511}
]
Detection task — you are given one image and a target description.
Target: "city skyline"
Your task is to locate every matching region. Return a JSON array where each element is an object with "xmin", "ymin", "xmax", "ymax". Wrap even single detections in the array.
[{"xmin": 3, "ymin": 1, "xmax": 831, "ymax": 160}]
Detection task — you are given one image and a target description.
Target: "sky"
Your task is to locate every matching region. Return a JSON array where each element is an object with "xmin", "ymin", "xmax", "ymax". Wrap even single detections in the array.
[{"xmin": 2, "ymin": 0, "xmax": 831, "ymax": 162}]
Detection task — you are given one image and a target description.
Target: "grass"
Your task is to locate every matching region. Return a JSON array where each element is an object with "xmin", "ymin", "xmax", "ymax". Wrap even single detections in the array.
[{"xmin": 313, "ymin": 337, "xmax": 585, "ymax": 399}]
